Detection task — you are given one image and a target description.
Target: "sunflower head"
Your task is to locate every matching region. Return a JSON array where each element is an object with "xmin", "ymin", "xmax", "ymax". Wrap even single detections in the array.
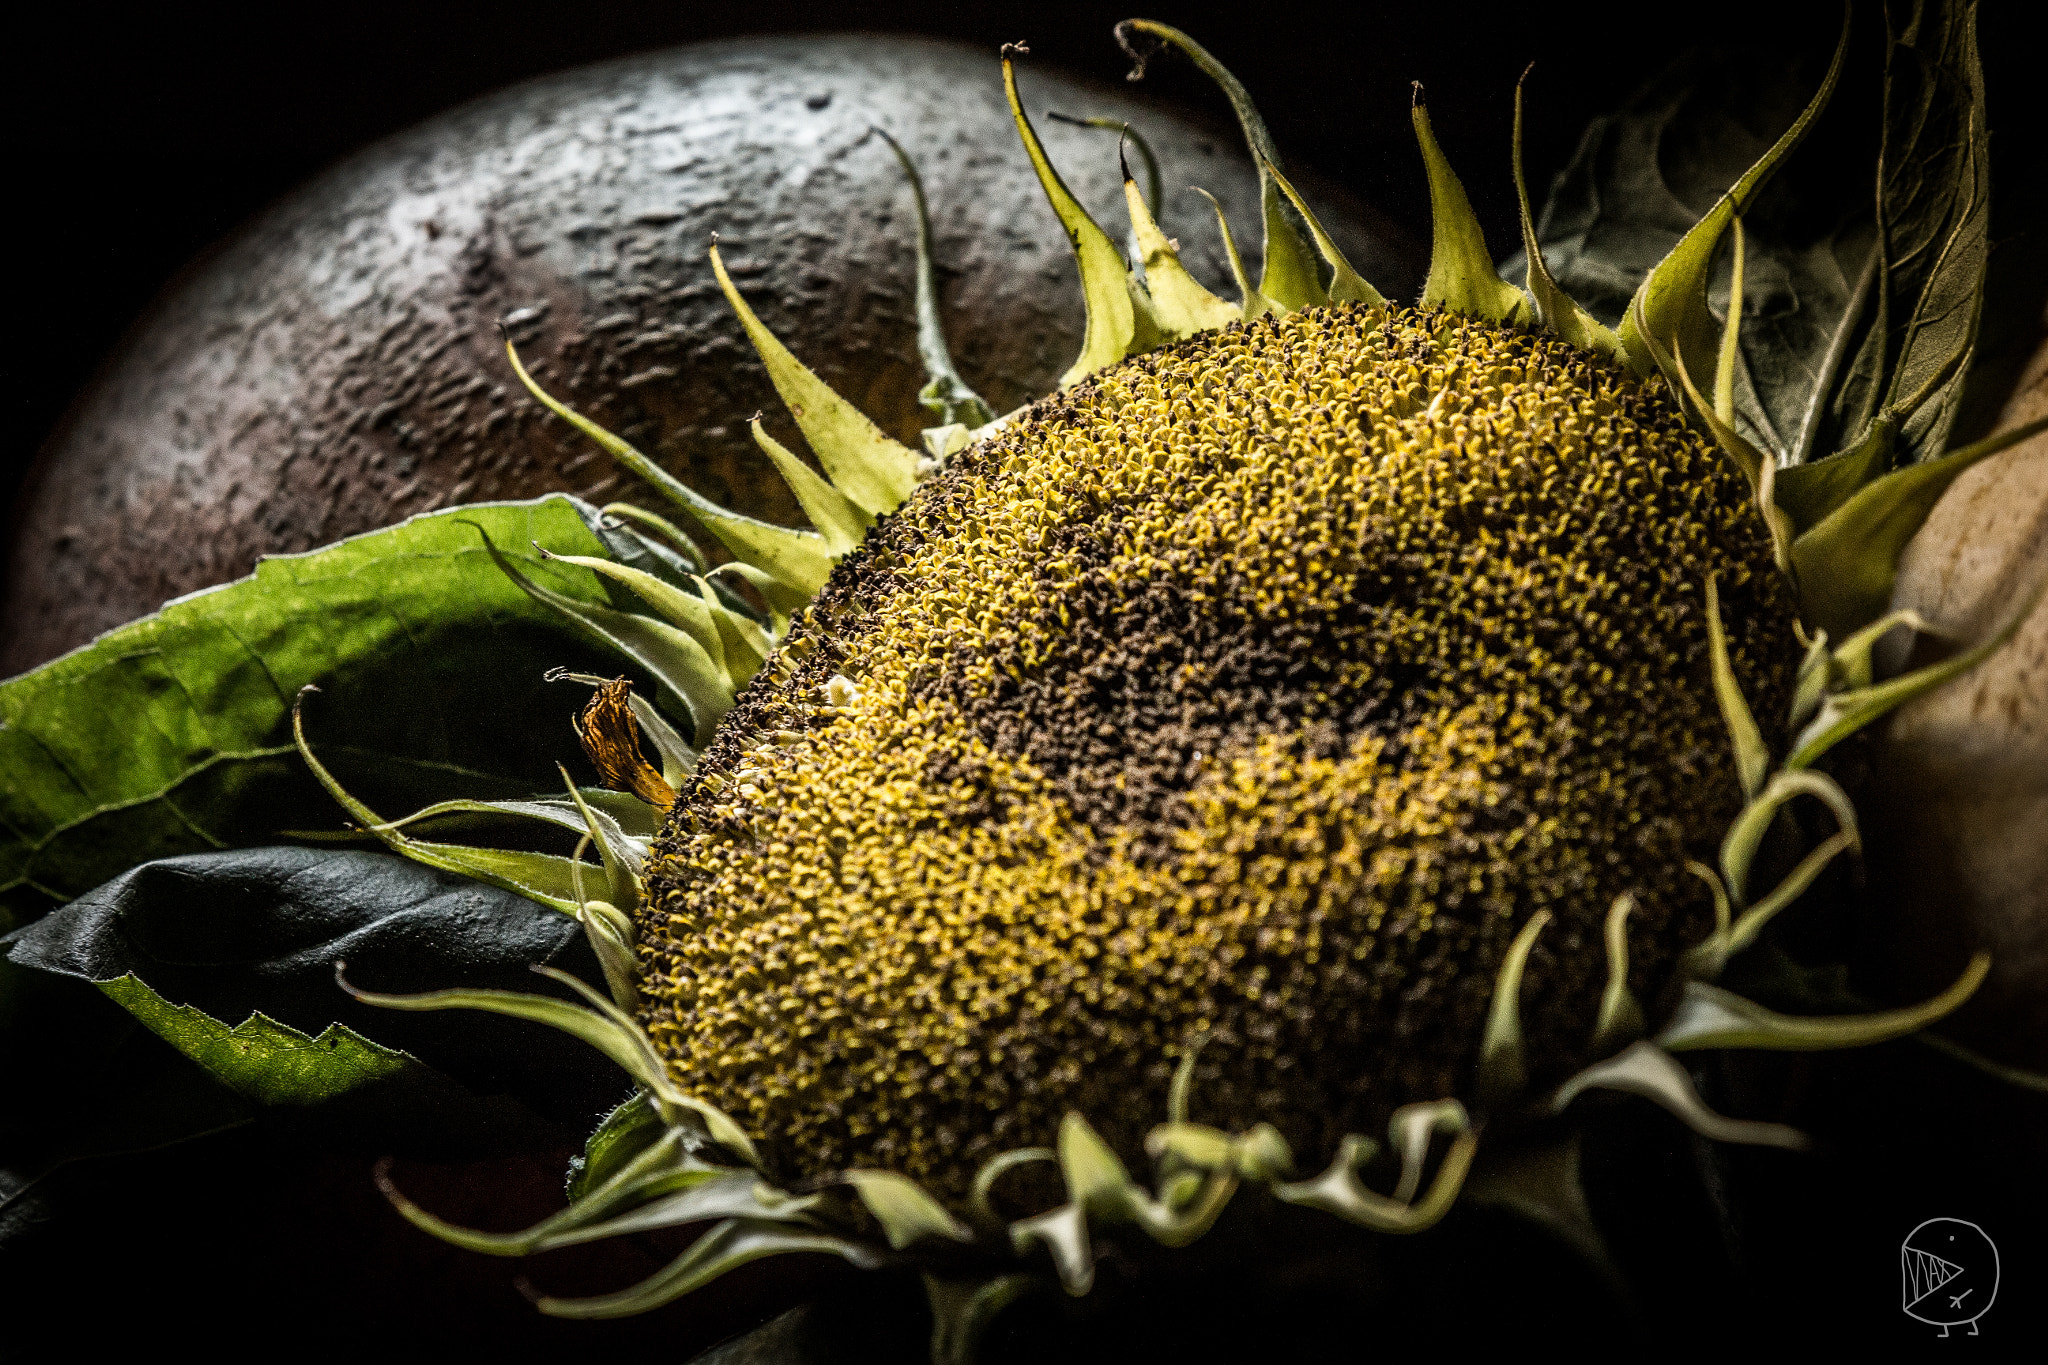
[{"xmin": 642, "ymin": 300, "xmax": 1798, "ymax": 1195}]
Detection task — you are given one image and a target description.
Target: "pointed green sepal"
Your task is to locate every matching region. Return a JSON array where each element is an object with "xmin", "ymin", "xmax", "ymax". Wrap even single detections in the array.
[
  {"xmin": 873, "ymin": 129, "xmax": 997, "ymax": 429},
  {"xmin": 1046, "ymin": 110, "xmax": 1164, "ymax": 277},
  {"xmin": 1705, "ymin": 574, "xmax": 1770, "ymax": 799},
  {"xmin": 1720, "ymin": 768, "xmax": 1857, "ymax": 906},
  {"xmin": 748, "ymin": 418, "xmax": 874, "ymax": 556},
  {"xmin": 1725, "ymin": 829, "xmax": 1858, "ymax": 958},
  {"xmin": 1592, "ymin": 894, "xmax": 1646, "ymax": 1055},
  {"xmin": 969, "ymin": 1146, "xmax": 1055, "ymax": 1232},
  {"xmin": 379, "ymin": 1126, "xmax": 694, "ymax": 1257},
  {"xmin": 1512, "ymin": 70, "xmax": 1621, "ymax": 358},
  {"xmin": 710, "ymin": 561, "xmax": 806, "ymax": 639},
  {"xmin": 1274, "ymin": 1109, "xmax": 1475, "ymax": 1234},
  {"xmin": 537, "ymin": 547, "xmax": 726, "ymax": 661},
  {"xmin": 1002, "ymin": 55, "xmax": 1136, "ymax": 386},
  {"xmin": 1192, "ymin": 186, "xmax": 1275, "ymax": 319},
  {"xmin": 698, "ymin": 576, "xmax": 771, "ymax": 690},
  {"xmin": 844, "ymin": 1170, "xmax": 974, "ymax": 1250},
  {"xmin": 1713, "ymin": 216, "xmax": 1749, "ymax": 427},
  {"xmin": 502, "ymin": 340, "xmax": 832, "ymax": 596},
  {"xmin": 466, "ymin": 524, "xmax": 732, "ymax": 742},
  {"xmin": 1261, "ymin": 156, "xmax": 1384, "ymax": 307},
  {"xmin": 1116, "ymin": 20, "xmax": 1325, "ymax": 311},
  {"xmin": 1657, "ymin": 953, "xmax": 1989, "ymax": 1052},
  {"xmin": 1686, "ymin": 859, "xmax": 1733, "ymax": 948},
  {"xmin": 1776, "ymin": 416, "xmax": 1896, "ymax": 535},
  {"xmin": 598, "ymin": 501, "xmax": 710, "ymax": 573},
  {"xmin": 925, "ymin": 1273, "xmax": 1041, "ymax": 1365},
  {"xmin": 1787, "ymin": 570, "xmax": 2047, "ymax": 769},
  {"xmin": 708, "ymin": 243, "xmax": 919, "ymax": 514},
  {"xmin": 1673, "ymin": 347, "xmax": 1796, "ymax": 569},
  {"xmin": 1121, "ymin": 175, "xmax": 1241, "ymax": 337},
  {"xmin": 531, "ymin": 1218, "xmax": 884, "ymax": 1320},
  {"xmin": 1413, "ymin": 85, "xmax": 1528, "ymax": 324},
  {"xmin": 1477, "ymin": 909, "xmax": 1552, "ymax": 1107},
  {"xmin": 339, "ymin": 964, "xmax": 668, "ymax": 1096},
  {"xmin": 1792, "ymin": 415, "xmax": 2046, "ymax": 641},
  {"xmin": 1788, "ymin": 627, "xmax": 1833, "ymax": 729},
  {"xmin": 291, "ymin": 690, "xmax": 587, "ymax": 914},
  {"xmin": 1553, "ymin": 1042, "xmax": 1807, "ymax": 1149}
]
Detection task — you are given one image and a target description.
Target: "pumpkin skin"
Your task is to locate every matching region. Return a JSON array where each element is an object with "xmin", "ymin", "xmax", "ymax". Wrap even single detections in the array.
[
  {"xmin": 1865, "ymin": 334, "xmax": 2048, "ymax": 1068},
  {"xmin": 0, "ymin": 33, "xmax": 1414, "ymax": 675}
]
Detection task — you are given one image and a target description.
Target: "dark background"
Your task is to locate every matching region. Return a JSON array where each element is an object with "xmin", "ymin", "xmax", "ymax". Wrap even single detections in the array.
[{"xmin": 10, "ymin": 0, "xmax": 1898, "ymax": 513}]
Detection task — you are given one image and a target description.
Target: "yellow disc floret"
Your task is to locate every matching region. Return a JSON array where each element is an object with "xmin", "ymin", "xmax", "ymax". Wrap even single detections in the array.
[{"xmin": 638, "ymin": 303, "xmax": 1799, "ymax": 1196}]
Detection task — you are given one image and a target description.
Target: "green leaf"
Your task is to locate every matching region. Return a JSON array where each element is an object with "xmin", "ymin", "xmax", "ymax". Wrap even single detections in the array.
[
  {"xmin": 1618, "ymin": 20, "xmax": 1847, "ymax": 385},
  {"xmin": 5, "ymin": 845, "xmax": 626, "ymax": 1131},
  {"xmin": 0, "ymin": 497, "xmax": 623, "ymax": 931},
  {"xmin": 1518, "ymin": 8, "xmax": 1989, "ymax": 477},
  {"xmin": 0, "ymin": 957, "xmax": 251, "ymax": 1244},
  {"xmin": 98, "ymin": 973, "xmax": 425, "ymax": 1106},
  {"xmin": 1827, "ymin": 1, "xmax": 1989, "ymax": 466}
]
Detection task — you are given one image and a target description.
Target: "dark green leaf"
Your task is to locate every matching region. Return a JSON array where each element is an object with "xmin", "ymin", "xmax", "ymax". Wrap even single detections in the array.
[
  {"xmin": 5, "ymin": 845, "xmax": 630, "ymax": 1130},
  {"xmin": 0, "ymin": 496, "xmax": 628, "ymax": 931},
  {"xmin": 1825, "ymin": 1, "xmax": 1988, "ymax": 465},
  {"xmin": 1512, "ymin": 4, "xmax": 1986, "ymax": 471}
]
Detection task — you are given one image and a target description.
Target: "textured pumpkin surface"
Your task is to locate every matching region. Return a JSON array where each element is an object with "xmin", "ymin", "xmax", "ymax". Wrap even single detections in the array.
[
  {"xmin": 1867, "ymin": 335, "xmax": 2048, "ymax": 1067},
  {"xmin": 1, "ymin": 34, "xmax": 1412, "ymax": 675},
  {"xmin": 638, "ymin": 304, "xmax": 1800, "ymax": 1193}
]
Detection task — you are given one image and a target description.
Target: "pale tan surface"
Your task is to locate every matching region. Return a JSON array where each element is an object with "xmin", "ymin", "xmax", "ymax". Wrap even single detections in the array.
[{"xmin": 1869, "ymin": 327, "xmax": 2048, "ymax": 1065}]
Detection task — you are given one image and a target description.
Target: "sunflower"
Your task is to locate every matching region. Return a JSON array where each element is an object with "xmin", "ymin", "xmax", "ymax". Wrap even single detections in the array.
[{"xmin": 258, "ymin": 13, "xmax": 2039, "ymax": 1358}]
